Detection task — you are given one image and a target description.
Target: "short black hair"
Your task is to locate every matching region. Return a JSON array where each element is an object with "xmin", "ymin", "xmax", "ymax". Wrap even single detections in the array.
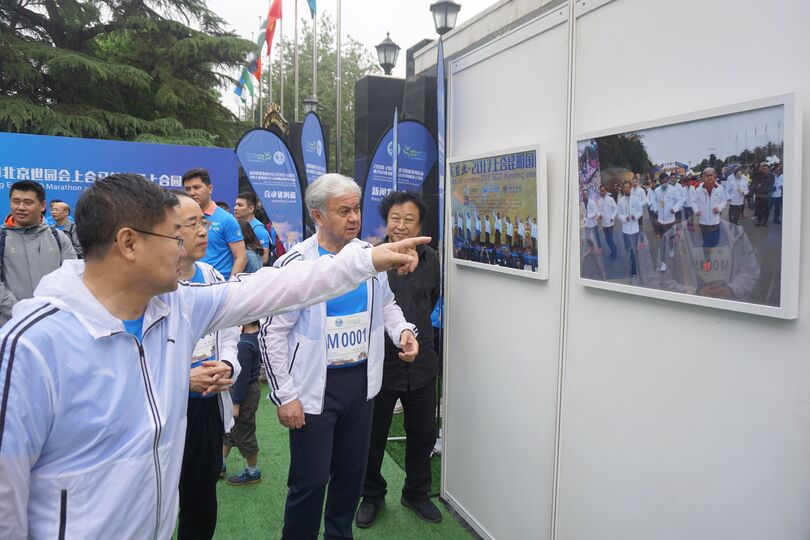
[
  {"xmin": 182, "ymin": 168, "xmax": 211, "ymax": 186},
  {"xmin": 76, "ymin": 173, "xmax": 179, "ymax": 260},
  {"xmin": 50, "ymin": 198, "xmax": 64, "ymax": 205},
  {"xmin": 237, "ymin": 191, "xmax": 258, "ymax": 209},
  {"xmin": 215, "ymin": 201, "xmax": 230, "ymax": 212},
  {"xmin": 378, "ymin": 190, "xmax": 426, "ymax": 225},
  {"xmin": 10, "ymin": 180, "xmax": 46, "ymax": 202}
]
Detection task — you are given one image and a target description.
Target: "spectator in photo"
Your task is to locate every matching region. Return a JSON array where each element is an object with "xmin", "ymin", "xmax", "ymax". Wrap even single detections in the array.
[
  {"xmin": 0, "ymin": 181, "xmax": 76, "ymax": 324},
  {"xmin": 237, "ymin": 219, "xmax": 265, "ymax": 273},
  {"xmin": 474, "ymin": 210, "xmax": 482, "ymax": 243},
  {"xmin": 596, "ymin": 184, "xmax": 618, "ymax": 260},
  {"xmin": 725, "ymin": 166, "xmax": 749, "ymax": 225},
  {"xmin": 505, "ymin": 215, "xmax": 513, "ymax": 246},
  {"xmin": 494, "ymin": 212, "xmax": 502, "ymax": 246},
  {"xmin": 771, "ymin": 163, "xmax": 783, "ymax": 224},
  {"xmin": 484, "ymin": 214, "xmax": 491, "ymax": 245},
  {"xmin": 617, "ymin": 181, "xmax": 643, "ymax": 278},
  {"xmin": 182, "ymin": 168, "xmax": 246, "ymax": 278},
  {"xmin": 515, "ymin": 216, "xmax": 524, "ymax": 249},
  {"xmin": 260, "ymin": 174, "xmax": 419, "ymax": 540},
  {"xmin": 49, "ymin": 199, "xmax": 82, "ymax": 257},
  {"xmin": 233, "ymin": 191, "xmax": 271, "ymax": 265},
  {"xmin": 222, "ymin": 320, "xmax": 264, "ymax": 486},
  {"xmin": 752, "ymin": 162, "xmax": 774, "ymax": 226},
  {"xmin": 0, "ymin": 173, "xmax": 427, "ymax": 539},
  {"xmin": 357, "ymin": 191, "xmax": 441, "ymax": 529},
  {"xmin": 580, "ymin": 189, "xmax": 602, "ymax": 255},
  {"xmin": 174, "ymin": 192, "xmax": 240, "ymax": 540}
]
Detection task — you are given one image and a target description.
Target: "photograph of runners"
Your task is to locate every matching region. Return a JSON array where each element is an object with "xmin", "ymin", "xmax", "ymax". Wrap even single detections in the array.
[
  {"xmin": 577, "ymin": 100, "xmax": 795, "ymax": 315},
  {"xmin": 450, "ymin": 146, "xmax": 548, "ymax": 279}
]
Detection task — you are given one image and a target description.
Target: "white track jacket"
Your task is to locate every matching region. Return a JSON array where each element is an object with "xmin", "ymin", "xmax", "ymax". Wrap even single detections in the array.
[
  {"xmin": 0, "ymin": 244, "xmax": 378, "ymax": 540},
  {"xmin": 261, "ymin": 236, "xmax": 416, "ymax": 414}
]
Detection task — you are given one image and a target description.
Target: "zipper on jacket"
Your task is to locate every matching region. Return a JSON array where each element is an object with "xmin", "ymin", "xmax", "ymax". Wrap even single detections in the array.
[
  {"xmin": 57, "ymin": 489, "xmax": 67, "ymax": 540},
  {"xmin": 134, "ymin": 316, "xmax": 167, "ymax": 540},
  {"xmin": 289, "ymin": 342, "xmax": 300, "ymax": 373}
]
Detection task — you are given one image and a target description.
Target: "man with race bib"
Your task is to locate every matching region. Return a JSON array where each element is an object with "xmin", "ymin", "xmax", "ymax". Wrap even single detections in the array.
[{"xmin": 260, "ymin": 174, "xmax": 419, "ymax": 540}]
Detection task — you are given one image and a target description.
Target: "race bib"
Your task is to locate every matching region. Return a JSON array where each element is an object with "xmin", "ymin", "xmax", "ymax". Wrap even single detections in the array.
[{"xmin": 325, "ymin": 312, "xmax": 370, "ymax": 367}]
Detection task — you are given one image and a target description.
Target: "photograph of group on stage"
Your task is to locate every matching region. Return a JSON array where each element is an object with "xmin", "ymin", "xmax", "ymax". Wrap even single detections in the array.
[
  {"xmin": 578, "ymin": 103, "xmax": 786, "ymax": 309},
  {"xmin": 450, "ymin": 149, "xmax": 542, "ymax": 276}
]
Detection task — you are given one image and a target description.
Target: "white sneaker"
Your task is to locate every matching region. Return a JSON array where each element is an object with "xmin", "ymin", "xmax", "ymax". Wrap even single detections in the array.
[
  {"xmin": 659, "ymin": 262, "xmax": 667, "ymax": 272},
  {"xmin": 668, "ymin": 248, "xmax": 675, "ymax": 258}
]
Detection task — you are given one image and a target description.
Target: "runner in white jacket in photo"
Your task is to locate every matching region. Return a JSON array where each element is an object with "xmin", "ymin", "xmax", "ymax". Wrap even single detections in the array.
[{"xmin": 0, "ymin": 174, "xmax": 428, "ymax": 540}]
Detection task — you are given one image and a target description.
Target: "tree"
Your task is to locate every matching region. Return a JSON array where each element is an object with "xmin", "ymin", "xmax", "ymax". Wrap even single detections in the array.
[
  {"xmin": 0, "ymin": 0, "xmax": 256, "ymax": 146},
  {"xmin": 244, "ymin": 14, "xmax": 380, "ymax": 176}
]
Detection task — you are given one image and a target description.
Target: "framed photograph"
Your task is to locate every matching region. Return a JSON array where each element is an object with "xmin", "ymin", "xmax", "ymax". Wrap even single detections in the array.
[
  {"xmin": 449, "ymin": 145, "xmax": 549, "ymax": 279},
  {"xmin": 575, "ymin": 94, "xmax": 801, "ymax": 319}
]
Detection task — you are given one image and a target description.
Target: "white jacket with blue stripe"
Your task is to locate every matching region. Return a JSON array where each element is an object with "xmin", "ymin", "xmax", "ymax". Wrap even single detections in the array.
[
  {"xmin": 0, "ymin": 243, "xmax": 379, "ymax": 540},
  {"xmin": 260, "ymin": 235, "xmax": 416, "ymax": 415}
]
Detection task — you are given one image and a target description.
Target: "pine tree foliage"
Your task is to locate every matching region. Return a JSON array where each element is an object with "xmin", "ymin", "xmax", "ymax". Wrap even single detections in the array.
[{"xmin": 0, "ymin": 0, "xmax": 256, "ymax": 146}]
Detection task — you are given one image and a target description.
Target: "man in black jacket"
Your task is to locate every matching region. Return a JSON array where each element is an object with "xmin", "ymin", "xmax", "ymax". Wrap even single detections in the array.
[
  {"xmin": 752, "ymin": 162, "xmax": 774, "ymax": 226},
  {"xmin": 356, "ymin": 191, "xmax": 442, "ymax": 528}
]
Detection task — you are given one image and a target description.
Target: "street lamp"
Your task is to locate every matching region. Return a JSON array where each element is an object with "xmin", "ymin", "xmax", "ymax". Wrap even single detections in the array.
[
  {"xmin": 303, "ymin": 95, "xmax": 318, "ymax": 114},
  {"xmin": 430, "ymin": 0, "xmax": 461, "ymax": 35},
  {"xmin": 375, "ymin": 32, "xmax": 400, "ymax": 75}
]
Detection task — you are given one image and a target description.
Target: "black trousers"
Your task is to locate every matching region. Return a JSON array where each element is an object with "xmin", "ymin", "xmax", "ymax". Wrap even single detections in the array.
[
  {"xmin": 363, "ymin": 379, "xmax": 437, "ymax": 504},
  {"xmin": 755, "ymin": 195, "xmax": 770, "ymax": 224},
  {"xmin": 282, "ymin": 364, "xmax": 373, "ymax": 540},
  {"xmin": 178, "ymin": 396, "xmax": 223, "ymax": 540}
]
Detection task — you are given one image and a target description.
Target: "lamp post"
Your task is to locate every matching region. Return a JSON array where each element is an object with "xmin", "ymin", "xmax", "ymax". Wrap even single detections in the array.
[
  {"xmin": 375, "ymin": 32, "xmax": 400, "ymax": 76},
  {"xmin": 303, "ymin": 95, "xmax": 318, "ymax": 114},
  {"xmin": 430, "ymin": 0, "xmax": 461, "ymax": 35}
]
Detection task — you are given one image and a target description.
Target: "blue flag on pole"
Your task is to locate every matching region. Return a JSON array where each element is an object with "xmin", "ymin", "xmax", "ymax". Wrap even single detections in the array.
[{"xmin": 307, "ymin": 0, "xmax": 316, "ymax": 17}]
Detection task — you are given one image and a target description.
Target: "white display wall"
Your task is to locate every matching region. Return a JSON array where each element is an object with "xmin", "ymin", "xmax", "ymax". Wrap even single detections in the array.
[{"xmin": 442, "ymin": 0, "xmax": 810, "ymax": 538}]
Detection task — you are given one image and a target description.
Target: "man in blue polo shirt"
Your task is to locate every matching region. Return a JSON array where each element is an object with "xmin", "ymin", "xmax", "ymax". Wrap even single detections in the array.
[
  {"xmin": 233, "ymin": 191, "xmax": 271, "ymax": 265},
  {"xmin": 182, "ymin": 168, "xmax": 246, "ymax": 278}
]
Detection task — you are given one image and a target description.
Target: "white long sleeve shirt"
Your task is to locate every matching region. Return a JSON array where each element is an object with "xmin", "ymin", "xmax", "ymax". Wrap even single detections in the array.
[
  {"xmin": 617, "ymin": 195, "xmax": 644, "ymax": 234},
  {"xmin": 725, "ymin": 175, "xmax": 750, "ymax": 206},
  {"xmin": 693, "ymin": 184, "xmax": 727, "ymax": 226},
  {"xmin": 581, "ymin": 199, "xmax": 598, "ymax": 228},
  {"xmin": 596, "ymin": 195, "xmax": 618, "ymax": 227},
  {"xmin": 654, "ymin": 184, "xmax": 685, "ymax": 225}
]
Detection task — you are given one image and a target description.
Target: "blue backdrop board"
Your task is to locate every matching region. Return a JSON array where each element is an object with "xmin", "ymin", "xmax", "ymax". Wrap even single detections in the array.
[
  {"xmin": 300, "ymin": 112, "xmax": 328, "ymax": 185},
  {"xmin": 0, "ymin": 132, "xmax": 238, "ymax": 221},
  {"xmin": 360, "ymin": 120, "xmax": 437, "ymax": 244},
  {"xmin": 235, "ymin": 128, "xmax": 304, "ymax": 249}
]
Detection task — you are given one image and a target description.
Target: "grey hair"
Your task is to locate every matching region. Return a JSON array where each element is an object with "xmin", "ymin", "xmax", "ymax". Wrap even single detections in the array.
[
  {"xmin": 702, "ymin": 167, "xmax": 716, "ymax": 176},
  {"xmin": 305, "ymin": 173, "xmax": 362, "ymax": 214}
]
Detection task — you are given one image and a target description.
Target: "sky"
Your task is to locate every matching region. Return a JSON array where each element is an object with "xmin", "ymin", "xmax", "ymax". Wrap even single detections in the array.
[
  {"xmin": 635, "ymin": 105, "xmax": 784, "ymax": 167},
  {"xmin": 208, "ymin": 0, "xmax": 497, "ymax": 106}
]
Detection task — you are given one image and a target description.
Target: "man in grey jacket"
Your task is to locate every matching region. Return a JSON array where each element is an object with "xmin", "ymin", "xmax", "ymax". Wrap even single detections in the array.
[{"xmin": 0, "ymin": 181, "xmax": 76, "ymax": 324}]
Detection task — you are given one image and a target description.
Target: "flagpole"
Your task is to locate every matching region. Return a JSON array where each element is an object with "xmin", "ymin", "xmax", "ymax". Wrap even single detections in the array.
[
  {"xmin": 258, "ymin": 16, "xmax": 263, "ymax": 126},
  {"xmin": 335, "ymin": 0, "xmax": 342, "ymax": 173},
  {"xmin": 294, "ymin": 0, "xmax": 299, "ymax": 122},
  {"xmin": 279, "ymin": 13, "xmax": 285, "ymax": 117},
  {"xmin": 312, "ymin": 11, "xmax": 317, "ymax": 104}
]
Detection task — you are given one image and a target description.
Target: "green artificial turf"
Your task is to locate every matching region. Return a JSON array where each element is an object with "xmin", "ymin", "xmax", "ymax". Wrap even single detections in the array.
[{"xmin": 211, "ymin": 384, "xmax": 471, "ymax": 539}]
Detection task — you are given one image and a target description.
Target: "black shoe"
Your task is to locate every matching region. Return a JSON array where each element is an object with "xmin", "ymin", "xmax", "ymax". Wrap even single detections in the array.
[
  {"xmin": 355, "ymin": 498, "xmax": 384, "ymax": 528},
  {"xmin": 400, "ymin": 496, "xmax": 442, "ymax": 523}
]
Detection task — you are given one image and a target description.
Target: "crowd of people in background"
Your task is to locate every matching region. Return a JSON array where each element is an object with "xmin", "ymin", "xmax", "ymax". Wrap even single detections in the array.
[
  {"xmin": 580, "ymin": 160, "xmax": 783, "ymax": 303},
  {"xmin": 452, "ymin": 208, "xmax": 539, "ymax": 271}
]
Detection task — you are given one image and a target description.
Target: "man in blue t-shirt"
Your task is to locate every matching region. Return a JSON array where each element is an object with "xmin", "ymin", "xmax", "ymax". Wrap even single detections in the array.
[
  {"xmin": 233, "ymin": 191, "xmax": 271, "ymax": 266},
  {"xmin": 182, "ymin": 168, "xmax": 246, "ymax": 278}
]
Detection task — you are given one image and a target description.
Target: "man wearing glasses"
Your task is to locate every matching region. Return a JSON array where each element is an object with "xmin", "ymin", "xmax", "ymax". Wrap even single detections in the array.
[{"xmin": 0, "ymin": 174, "xmax": 428, "ymax": 539}]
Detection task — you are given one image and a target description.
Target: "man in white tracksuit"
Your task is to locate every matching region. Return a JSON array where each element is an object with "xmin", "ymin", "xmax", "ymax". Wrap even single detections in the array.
[
  {"xmin": 0, "ymin": 173, "xmax": 427, "ymax": 540},
  {"xmin": 692, "ymin": 168, "xmax": 727, "ymax": 269},
  {"xmin": 580, "ymin": 189, "xmax": 602, "ymax": 255},
  {"xmin": 617, "ymin": 181, "xmax": 644, "ymax": 278},
  {"xmin": 261, "ymin": 174, "xmax": 419, "ymax": 540},
  {"xmin": 653, "ymin": 173, "xmax": 685, "ymax": 272},
  {"xmin": 596, "ymin": 184, "xmax": 618, "ymax": 259},
  {"xmin": 725, "ymin": 166, "xmax": 749, "ymax": 225}
]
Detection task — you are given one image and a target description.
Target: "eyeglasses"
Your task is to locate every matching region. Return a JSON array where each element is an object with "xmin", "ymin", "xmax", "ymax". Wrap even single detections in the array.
[
  {"xmin": 130, "ymin": 228, "xmax": 185, "ymax": 248},
  {"xmin": 179, "ymin": 220, "xmax": 211, "ymax": 232}
]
